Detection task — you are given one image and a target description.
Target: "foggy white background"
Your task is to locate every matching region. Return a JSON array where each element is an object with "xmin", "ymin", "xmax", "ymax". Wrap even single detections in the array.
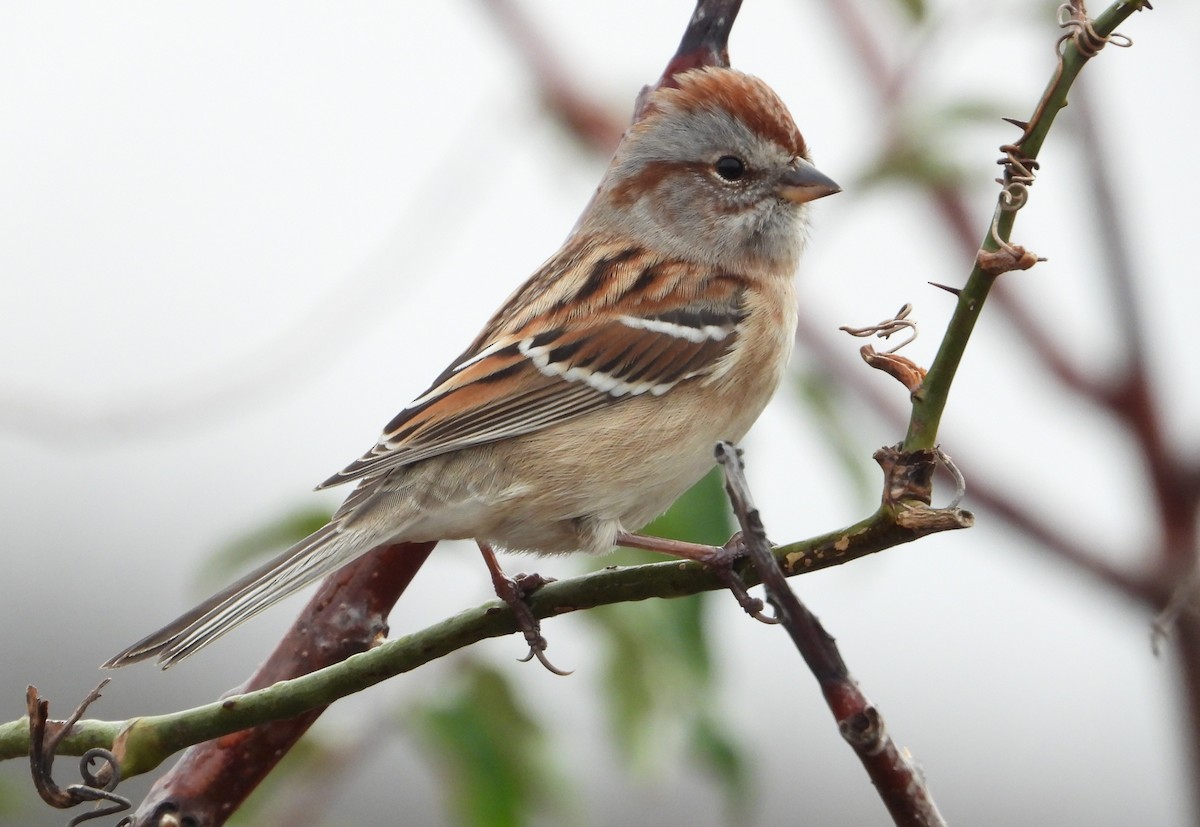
[{"xmin": 1, "ymin": 1, "xmax": 1196, "ymax": 825}]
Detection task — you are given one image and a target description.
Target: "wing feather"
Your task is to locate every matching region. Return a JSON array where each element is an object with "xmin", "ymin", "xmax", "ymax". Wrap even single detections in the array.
[{"xmin": 318, "ymin": 241, "xmax": 750, "ymax": 490}]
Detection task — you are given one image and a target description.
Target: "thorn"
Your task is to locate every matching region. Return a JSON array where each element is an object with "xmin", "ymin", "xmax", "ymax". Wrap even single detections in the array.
[
  {"xmin": 928, "ymin": 281, "xmax": 962, "ymax": 296},
  {"xmin": 1002, "ymin": 117, "xmax": 1029, "ymax": 130}
]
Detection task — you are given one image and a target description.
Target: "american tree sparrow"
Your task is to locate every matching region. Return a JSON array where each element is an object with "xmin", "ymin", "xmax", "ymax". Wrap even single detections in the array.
[{"xmin": 105, "ymin": 67, "xmax": 839, "ymax": 672}]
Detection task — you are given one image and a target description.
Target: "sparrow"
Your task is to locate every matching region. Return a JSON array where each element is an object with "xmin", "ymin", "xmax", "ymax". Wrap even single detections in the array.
[{"xmin": 104, "ymin": 66, "xmax": 839, "ymax": 672}]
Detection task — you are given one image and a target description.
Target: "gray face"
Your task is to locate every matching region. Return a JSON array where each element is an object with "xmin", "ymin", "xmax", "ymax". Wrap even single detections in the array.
[{"xmin": 584, "ymin": 68, "xmax": 813, "ymax": 274}]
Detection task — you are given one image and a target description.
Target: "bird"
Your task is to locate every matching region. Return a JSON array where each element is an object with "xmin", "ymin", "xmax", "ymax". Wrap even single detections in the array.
[{"xmin": 103, "ymin": 66, "xmax": 840, "ymax": 673}]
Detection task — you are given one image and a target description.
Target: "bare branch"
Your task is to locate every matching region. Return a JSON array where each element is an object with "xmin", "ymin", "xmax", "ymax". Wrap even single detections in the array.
[{"xmin": 717, "ymin": 443, "xmax": 948, "ymax": 827}]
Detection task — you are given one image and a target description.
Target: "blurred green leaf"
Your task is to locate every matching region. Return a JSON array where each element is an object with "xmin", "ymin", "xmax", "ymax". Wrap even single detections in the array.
[
  {"xmin": 196, "ymin": 507, "xmax": 333, "ymax": 592},
  {"xmin": 591, "ymin": 601, "xmax": 681, "ymax": 768},
  {"xmin": 790, "ymin": 370, "xmax": 874, "ymax": 507},
  {"xmin": 887, "ymin": 0, "xmax": 927, "ymax": 23},
  {"xmin": 414, "ymin": 662, "xmax": 567, "ymax": 827},
  {"xmin": 640, "ymin": 465, "xmax": 735, "ymax": 548},
  {"xmin": 860, "ymin": 98, "xmax": 1011, "ymax": 191},
  {"xmin": 690, "ymin": 714, "xmax": 751, "ymax": 819},
  {"xmin": 585, "ymin": 469, "xmax": 749, "ymax": 815},
  {"xmin": 859, "ymin": 138, "xmax": 965, "ymax": 190},
  {"xmin": 935, "ymin": 98, "xmax": 1010, "ymax": 126}
]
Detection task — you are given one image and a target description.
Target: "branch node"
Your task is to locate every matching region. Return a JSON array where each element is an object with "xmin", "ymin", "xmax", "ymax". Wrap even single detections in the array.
[
  {"xmin": 978, "ymin": 243, "xmax": 1042, "ymax": 277},
  {"xmin": 875, "ymin": 445, "xmax": 936, "ymax": 507},
  {"xmin": 874, "ymin": 445, "xmax": 974, "ymax": 526},
  {"xmin": 839, "ymin": 706, "xmax": 886, "ymax": 754}
]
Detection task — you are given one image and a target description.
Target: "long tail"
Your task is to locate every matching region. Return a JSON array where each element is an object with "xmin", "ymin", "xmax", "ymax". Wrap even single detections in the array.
[{"xmin": 103, "ymin": 522, "xmax": 378, "ymax": 669}]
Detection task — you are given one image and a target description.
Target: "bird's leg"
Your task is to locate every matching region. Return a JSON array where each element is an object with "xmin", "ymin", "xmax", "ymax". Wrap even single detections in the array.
[
  {"xmin": 477, "ymin": 542, "xmax": 572, "ymax": 675},
  {"xmin": 615, "ymin": 531, "xmax": 778, "ymax": 624}
]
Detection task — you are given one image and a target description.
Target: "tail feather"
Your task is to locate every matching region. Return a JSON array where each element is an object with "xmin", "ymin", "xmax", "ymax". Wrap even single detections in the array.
[{"xmin": 102, "ymin": 522, "xmax": 375, "ymax": 669}]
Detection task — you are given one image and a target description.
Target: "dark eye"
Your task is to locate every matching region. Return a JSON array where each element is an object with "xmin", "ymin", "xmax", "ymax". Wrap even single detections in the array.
[{"xmin": 714, "ymin": 156, "xmax": 746, "ymax": 181}]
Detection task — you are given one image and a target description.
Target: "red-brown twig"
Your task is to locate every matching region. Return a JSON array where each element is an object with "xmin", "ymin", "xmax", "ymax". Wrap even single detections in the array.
[
  {"xmin": 716, "ymin": 442, "xmax": 947, "ymax": 827},
  {"xmin": 125, "ymin": 541, "xmax": 434, "ymax": 826}
]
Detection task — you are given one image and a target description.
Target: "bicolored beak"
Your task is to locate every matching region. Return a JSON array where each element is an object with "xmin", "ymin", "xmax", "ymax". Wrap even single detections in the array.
[{"xmin": 776, "ymin": 158, "xmax": 841, "ymax": 204}]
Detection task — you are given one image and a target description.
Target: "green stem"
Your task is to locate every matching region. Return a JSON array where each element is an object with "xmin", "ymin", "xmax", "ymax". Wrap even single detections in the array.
[
  {"xmin": 904, "ymin": 0, "xmax": 1147, "ymax": 451},
  {"xmin": 1, "ymin": 501, "xmax": 968, "ymax": 777}
]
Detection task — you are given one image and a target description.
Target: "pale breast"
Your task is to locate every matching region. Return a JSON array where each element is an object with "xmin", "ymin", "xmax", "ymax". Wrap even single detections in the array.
[
  {"xmin": 478, "ymin": 278, "xmax": 798, "ymax": 553},
  {"xmin": 364, "ymin": 277, "xmax": 801, "ymax": 557}
]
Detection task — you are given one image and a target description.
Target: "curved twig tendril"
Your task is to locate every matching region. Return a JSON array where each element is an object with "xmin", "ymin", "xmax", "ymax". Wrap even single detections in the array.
[
  {"xmin": 25, "ymin": 682, "xmax": 131, "ymax": 827},
  {"xmin": 839, "ymin": 304, "xmax": 919, "ymax": 354},
  {"xmin": 1057, "ymin": 2, "xmax": 1132, "ymax": 58}
]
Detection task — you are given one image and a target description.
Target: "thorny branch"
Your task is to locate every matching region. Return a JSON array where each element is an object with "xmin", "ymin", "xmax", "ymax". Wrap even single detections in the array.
[
  {"xmin": 797, "ymin": 315, "xmax": 1162, "ymax": 602},
  {"xmin": 902, "ymin": 0, "xmax": 1145, "ymax": 452},
  {"xmin": 814, "ymin": 0, "xmax": 1199, "ymax": 811},
  {"xmin": 825, "ymin": 0, "xmax": 1194, "ymax": 598}
]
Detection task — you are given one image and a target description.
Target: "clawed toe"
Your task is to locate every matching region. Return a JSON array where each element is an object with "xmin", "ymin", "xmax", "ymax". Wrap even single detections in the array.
[
  {"xmin": 478, "ymin": 542, "xmax": 572, "ymax": 676},
  {"xmin": 517, "ymin": 636, "xmax": 574, "ymax": 676},
  {"xmin": 745, "ymin": 599, "xmax": 781, "ymax": 625},
  {"xmin": 498, "ymin": 580, "xmax": 573, "ymax": 676},
  {"xmin": 711, "ymin": 563, "xmax": 779, "ymax": 624}
]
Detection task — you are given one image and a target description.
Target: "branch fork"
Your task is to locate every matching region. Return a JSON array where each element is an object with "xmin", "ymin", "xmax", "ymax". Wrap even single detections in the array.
[{"xmin": 715, "ymin": 442, "xmax": 949, "ymax": 827}]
